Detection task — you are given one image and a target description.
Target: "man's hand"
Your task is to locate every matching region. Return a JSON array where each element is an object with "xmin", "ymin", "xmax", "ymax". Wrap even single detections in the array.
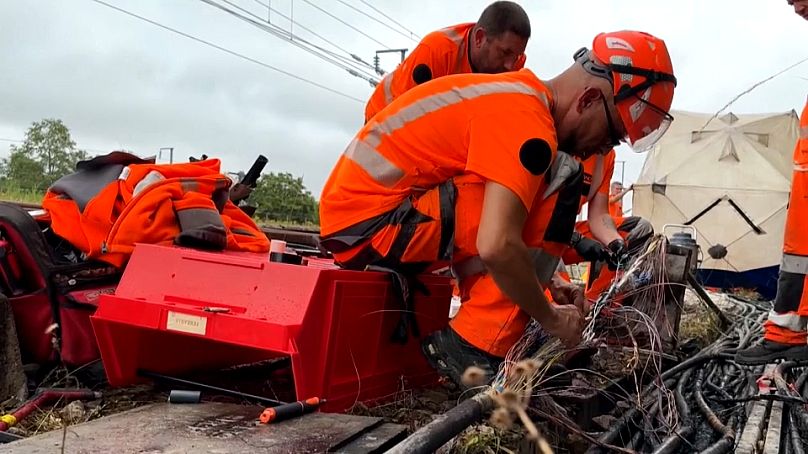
[
  {"xmin": 572, "ymin": 232, "xmax": 609, "ymax": 263},
  {"xmin": 549, "ymin": 274, "xmax": 589, "ymax": 314},
  {"xmin": 230, "ymin": 183, "xmax": 253, "ymax": 202},
  {"xmin": 606, "ymin": 238, "xmax": 629, "ymax": 270},
  {"xmin": 543, "ymin": 304, "xmax": 584, "ymax": 347}
]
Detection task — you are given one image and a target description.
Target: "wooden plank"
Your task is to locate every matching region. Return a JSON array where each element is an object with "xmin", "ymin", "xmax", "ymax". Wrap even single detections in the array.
[
  {"xmin": 762, "ymin": 400, "xmax": 784, "ymax": 454},
  {"xmin": 2, "ymin": 403, "xmax": 398, "ymax": 454},
  {"xmin": 736, "ymin": 399, "xmax": 770, "ymax": 454},
  {"xmin": 335, "ymin": 423, "xmax": 408, "ymax": 453}
]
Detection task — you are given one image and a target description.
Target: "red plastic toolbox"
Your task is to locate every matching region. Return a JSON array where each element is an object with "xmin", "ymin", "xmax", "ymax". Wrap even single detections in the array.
[{"xmin": 91, "ymin": 244, "xmax": 452, "ymax": 412}]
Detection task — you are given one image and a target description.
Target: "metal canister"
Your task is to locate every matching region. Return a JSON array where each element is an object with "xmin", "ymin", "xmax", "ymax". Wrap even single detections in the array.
[{"xmin": 665, "ymin": 225, "xmax": 700, "ymax": 272}]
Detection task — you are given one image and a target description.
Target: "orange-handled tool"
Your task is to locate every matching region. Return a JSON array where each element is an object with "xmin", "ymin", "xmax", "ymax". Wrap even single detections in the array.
[{"xmin": 259, "ymin": 397, "xmax": 324, "ymax": 424}]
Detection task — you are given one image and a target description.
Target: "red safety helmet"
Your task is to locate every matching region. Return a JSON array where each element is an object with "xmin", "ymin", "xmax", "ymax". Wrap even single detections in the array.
[{"xmin": 575, "ymin": 31, "xmax": 677, "ymax": 153}]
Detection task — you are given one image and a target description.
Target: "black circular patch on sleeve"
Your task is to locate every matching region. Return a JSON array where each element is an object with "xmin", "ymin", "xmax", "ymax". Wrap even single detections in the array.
[
  {"xmin": 519, "ymin": 138, "xmax": 552, "ymax": 175},
  {"xmin": 412, "ymin": 64, "xmax": 433, "ymax": 85}
]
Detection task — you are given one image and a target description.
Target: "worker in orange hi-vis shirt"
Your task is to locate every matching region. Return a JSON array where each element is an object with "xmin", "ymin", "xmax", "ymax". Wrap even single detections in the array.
[
  {"xmin": 557, "ymin": 151, "xmax": 653, "ymax": 302},
  {"xmin": 735, "ymin": 0, "xmax": 808, "ymax": 366},
  {"xmin": 608, "ymin": 180, "xmax": 633, "ymax": 218},
  {"xmin": 319, "ymin": 30, "xmax": 678, "ymax": 387},
  {"xmin": 364, "ymin": 1, "xmax": 530, "ymax": 123}
]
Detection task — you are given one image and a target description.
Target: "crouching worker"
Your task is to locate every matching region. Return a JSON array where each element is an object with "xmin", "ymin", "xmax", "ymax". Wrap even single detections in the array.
[
  {"xmin": 563, "ymin": 151, "xmax": 653, "ymax": 301},
  {"xmin": 319, "ymin": 31, "xmax": 677, "ymax": 387}
]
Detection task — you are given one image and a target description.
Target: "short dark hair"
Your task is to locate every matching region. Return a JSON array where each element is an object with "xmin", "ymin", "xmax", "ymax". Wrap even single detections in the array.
[{"xmin": 477, "ymin": 1, "xmax": 531, "ymax": 39}]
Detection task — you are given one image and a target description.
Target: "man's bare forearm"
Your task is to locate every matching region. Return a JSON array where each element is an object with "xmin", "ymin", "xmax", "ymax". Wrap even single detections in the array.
[{"xmin": 482, "ymin": 241, "xmax": 554, "ymax": 324}]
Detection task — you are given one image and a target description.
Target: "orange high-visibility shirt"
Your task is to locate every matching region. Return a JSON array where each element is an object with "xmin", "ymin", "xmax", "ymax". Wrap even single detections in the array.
[
  {"xmin": 783, "ymin": 97, "xmax": 808, "ymax": 255},
  {"xmin": 321, "ymin": 69, "xmax": 555, "ymax": 236},
  {"xmin": 579, "ymin": 150, "xmax": 615, "ymax": 213},
  {"xmin": 364, "ymin": 23, "xmax": 526, "ymax": 123},
  {"xmin": 609, "ymin": 199, "xmax": 624, "ymax": 218}
]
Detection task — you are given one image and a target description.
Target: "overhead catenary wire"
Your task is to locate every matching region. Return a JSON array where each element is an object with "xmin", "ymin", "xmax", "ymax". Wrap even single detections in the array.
[
  {"xmin": 699, "ymin": 54, "xmax": 808, "ymax": 131},
  {"xmin": 298, "ymin": 0, "xmax": 390, "ymax": 49},
  {"xmin": 89, "ymin": 0, "xmax": 364, "ymax": 104},
  {"xmin": 246, "ymin": 0, "xmax": 377, "ymax": 71},
  {"xmin": 334, "ymin": 0, "xmax": 418, "ymax": 43},
  {"xmin": 198, "ymin": 0, "xmax": 380, "ymax": 84},
  {"xmin": 358, "ymin": 0, "xmax": 420, "ymax": 41}
]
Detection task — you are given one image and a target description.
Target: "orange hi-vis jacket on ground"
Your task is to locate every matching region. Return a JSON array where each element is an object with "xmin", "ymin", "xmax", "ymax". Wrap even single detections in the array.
[
  {"xmin": 43, "ymin": 152, "xmax": 270, "ymax": 268},
  {"xmin": 321, "ymin": 69, "xmax": 585, "ymax": 357},
  {"xmin": 764, "ymin": 97, "xmax": 808, "ymax": 345},
  {"xmin": 364, "ymin": 23, "xmax": 526, "ymax": 123}
]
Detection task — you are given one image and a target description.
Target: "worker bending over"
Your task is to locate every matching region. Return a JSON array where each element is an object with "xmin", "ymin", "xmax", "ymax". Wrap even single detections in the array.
[
  {"xmin": 736, "ymin": 0, "xmax": 808, "ymax": 365},
  {"xmin": 320, "ymin": 31, "xmax": 677, "ymax": 385},
  {"xmin": 364, "ymin": 1, "xmax": 530, "ymax": 122}
]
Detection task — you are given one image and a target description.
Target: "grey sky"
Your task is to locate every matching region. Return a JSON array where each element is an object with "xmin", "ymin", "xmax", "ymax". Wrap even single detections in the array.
[{"xmin": 1, "ymin": 0, "xmax": 807, "ymax": 212}]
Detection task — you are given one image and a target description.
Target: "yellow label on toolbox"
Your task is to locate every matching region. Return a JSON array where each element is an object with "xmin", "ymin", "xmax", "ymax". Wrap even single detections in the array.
[{"xmin": 166, "ymin": 311, "xmax": 207, "ymax": 335}]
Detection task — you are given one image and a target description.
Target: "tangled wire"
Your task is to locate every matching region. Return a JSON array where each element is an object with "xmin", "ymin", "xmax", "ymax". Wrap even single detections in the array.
[{"xmin": 476, "ymin": 234, "xmax": 807, "ymax": 453}]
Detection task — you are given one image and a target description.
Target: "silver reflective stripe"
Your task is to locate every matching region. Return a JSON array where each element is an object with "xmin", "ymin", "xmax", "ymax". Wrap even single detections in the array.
[
  {"xmin": 782, "ymin": 253, "xmax": 808, "ymax": 275},
  {"xmin": 528, "ymin": 248, "xmax": 559, "ymax": 286},
  {"xmin": 382, "ymin": 72, "xmax": 395, "ymax": 105},
  {"xmin": 180, "ymin": 179, "xmax": 199, "ymax": 193},
  {"xmin": 767, "ymin": 310, "xmax": 808, "ymax": 332},
  {"xmin": 795, "ymin": 162, "xmax": 808, "ymax": 172},
  {"xmin": 344, "ymin": 138, "xmax": 405, "ymax": 187},
  {"xmin": 372, "ymin": 81, "xmax": 547, "ymax": 139},
  {"xmin": 176, "ymin": 207, "xmax": 225, "ymax": 230},
  {"xmin": 588, "ymin": 155, "xmax": 605, "ymax": 202},
  {"xmin": 800, "ymin": 125, "xmax": 808, "ymax": 139},
  {"xmin": 542, "ymin": 151, "xmax": 580, "ymax": 200},
  {"xmin": 352, "ymin": 80, "xmax": 549, "ymax": 188},
  {"xmin": 133, "ymin": 170, "xmax": 166, "ymax": 197}
]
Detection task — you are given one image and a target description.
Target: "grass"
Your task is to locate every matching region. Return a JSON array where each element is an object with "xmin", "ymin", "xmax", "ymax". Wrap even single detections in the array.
[
  {"xmin": 0, "ymin": 186, "xmax": 42, "ymax": 205},
  {"xmin": 0, "ymin": 185, "xmax": 320, "ymax": 230}
]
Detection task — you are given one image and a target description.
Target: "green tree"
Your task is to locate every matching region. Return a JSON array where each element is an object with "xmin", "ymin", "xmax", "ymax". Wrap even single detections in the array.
[
  {"xmin": 0, "ymin": 151, "xmax": 44, "ymax": 192},
  {"xmin": 251, "ymin": 172, "xmax": 319, "ymax": 224},
  {"xmin": 1, "ymin": 118, "xmax": 88, "ymax": 192}
]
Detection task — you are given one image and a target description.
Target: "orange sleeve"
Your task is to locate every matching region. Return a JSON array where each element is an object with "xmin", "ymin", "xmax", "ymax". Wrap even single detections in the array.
[
  {"xmin": 466, "ymin": 111, "xmax": 556, "ymax": 211},
  {"xmin": 388, "ymin": 38, "xmax": 451, "ymax": 101},
  {"xmin": 598, "ymin": 151, "xmax": 616, "ymax": 195}
]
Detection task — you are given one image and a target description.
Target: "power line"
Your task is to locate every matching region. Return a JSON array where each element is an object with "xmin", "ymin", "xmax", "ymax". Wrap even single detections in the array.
[
  {"xmin": 358, "ymin": 0, "xmax": 420, "ymax": 41},
  {"xmin": 298, "ymin": 0, "xmax": 389, "ymax": 49},
  {"xmin": 246, "ymin": 0, "xmax": 377, "ymax": 72},
  {"xmin": 199, "ymin": 0, "xmax": 379, "ymax": 84},
  {"xmin": 89, "ymin": 0, "xmax": 364, "ymax": 103},
  {"xmin": 699, "ymin": 54, "xmax": 808, "ymax": 131},
  {"xmin": 335, "ymin": 0, "xmax": 418, "ymax": 43}
]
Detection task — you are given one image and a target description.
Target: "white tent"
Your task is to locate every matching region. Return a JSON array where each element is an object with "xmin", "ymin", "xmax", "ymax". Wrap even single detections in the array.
[{"xmin": 633, "ymin": 110, "xmax": 799, "ymax": 289}]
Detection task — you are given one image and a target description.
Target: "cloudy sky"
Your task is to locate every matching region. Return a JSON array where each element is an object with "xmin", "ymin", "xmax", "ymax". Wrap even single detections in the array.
[{"xmin": 1, "ymin": 0, "xmax": 807, "ymax": 212}]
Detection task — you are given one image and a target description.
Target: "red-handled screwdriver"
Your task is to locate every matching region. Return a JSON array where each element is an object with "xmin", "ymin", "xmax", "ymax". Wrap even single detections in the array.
[{"xmin": 259, "ymin": 397, "xmax": 325, "ymax": 424}]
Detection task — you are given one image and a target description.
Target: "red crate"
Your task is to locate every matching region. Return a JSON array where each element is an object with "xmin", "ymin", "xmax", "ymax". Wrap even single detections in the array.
[{"xmin": 91, "ymin": 244, "xmax": 451, "ymax": 412}]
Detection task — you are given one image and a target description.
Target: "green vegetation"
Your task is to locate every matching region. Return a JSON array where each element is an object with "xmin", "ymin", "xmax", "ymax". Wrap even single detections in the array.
[{"xmin": 0, "ymin": 118, "xmax": 321, "ymax": 227}]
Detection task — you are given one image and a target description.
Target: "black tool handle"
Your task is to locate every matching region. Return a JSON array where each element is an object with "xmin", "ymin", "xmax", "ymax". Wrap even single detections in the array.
[{"xmin": 240, "ymin": 155, "xmax": 268, "ymax": 188}]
